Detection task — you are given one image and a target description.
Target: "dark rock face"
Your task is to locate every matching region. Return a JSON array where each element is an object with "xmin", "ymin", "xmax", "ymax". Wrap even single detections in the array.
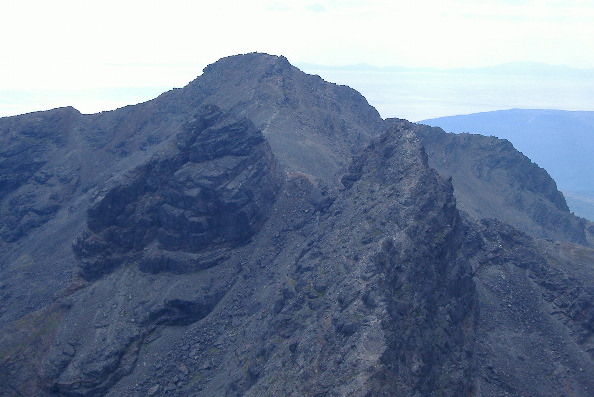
[
  {"xmin": 1, "ymin": 53, "xmax": 594, "ymax": 397},
  {"xmin": 205, "ymin": 125, "xmax": 476, "ymax": 396},
  {"xmin": 403, "ymin": 119, "xmax": 593, "ymax": 246},
  {"xmin": 0, "ymin": 52, "xmax": 383, "ymax": 342},
  {"xmin": 0, "ymin": 106, "xmax": 81, "ymax": 242},
  {"xmin": 74, "ymin": 105, "xmax": 281, "ymax": 280},
  {"xmin": 329, "ymin": 125, "xmax": 476, "ymax": 396},
  {"xmin": 34, "ymin": 273, "xmax": 229, "ymax": 396}
]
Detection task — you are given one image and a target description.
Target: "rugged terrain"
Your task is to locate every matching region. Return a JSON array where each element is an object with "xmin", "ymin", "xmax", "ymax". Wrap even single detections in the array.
[
  {"xmin": 407, "ymin": 120, "xmax": 594, "ymax": 246},
  {"xmin": 421, "ymin": 109, "xmax": 594, "ymax": 221},
  {"xmin": 1, "ymin": 53, "xmax": 594, "ymax": 396}
]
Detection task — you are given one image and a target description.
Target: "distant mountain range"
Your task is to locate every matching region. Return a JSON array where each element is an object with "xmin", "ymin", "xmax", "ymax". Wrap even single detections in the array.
[
  {"xmin": 298, "ymin": 61, "xmax": 594, "ymax": 76},
  {"xmin": 298, "ymin": 63, "xmax": 594, "ymax": 121}
]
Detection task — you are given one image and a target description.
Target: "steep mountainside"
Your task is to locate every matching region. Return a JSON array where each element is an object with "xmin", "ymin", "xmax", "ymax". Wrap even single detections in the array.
[
  {"xmin": 421, "ymin": 109, "xmax": 594, "ymax": 193},
  {"xmin": 180, "ymin": 53, "xmax": 384, "ymax": 181},
  {"xmin": 0, "ymin": 53, "xmax": 382, "ymax": 328},
  {"xmin": 467, "ymin": 219, "xmax": 594, "ymax": 396},
  {"xmin": 1, "ymin": 53, "xmax": 594, "ymax": 396},
  {"xmin": 4, "ymin": 121, "xmax": 477, "ymax": 396},
  {"xmin": 421, "ymin": 109, "xmax": 594, "ymax": 221},
  {"xmin": 397, "ymin": 120, "xmax": 594, "ymax": 247}
]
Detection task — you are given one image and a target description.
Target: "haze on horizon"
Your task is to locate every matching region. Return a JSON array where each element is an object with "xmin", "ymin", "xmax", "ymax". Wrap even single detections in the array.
[{"xmin": 2, "ymin": 0, "xmax": 593, "ymax": 119}]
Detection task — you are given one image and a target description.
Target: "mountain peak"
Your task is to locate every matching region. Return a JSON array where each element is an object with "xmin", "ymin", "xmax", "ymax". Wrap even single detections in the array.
[
  {"xmin": 2, "ymin": 54, "xmax": 594, "ymax": 397},
  {"xmin": 177, "ymin": 52, "xmax": 383, "ymax": 182},
  {"xmin": 203, "ymin": 52, "xmax": 292, "ymax": 74}
]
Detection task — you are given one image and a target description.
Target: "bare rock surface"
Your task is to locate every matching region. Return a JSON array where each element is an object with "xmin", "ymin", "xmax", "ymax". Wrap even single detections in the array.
[
  {"xmin": 406, "ymin": 119, "xmax": 594, "ymax": 246},
  {"xmin": 1, "ymin": 53, "xmax": 594, "ymax": 396}
]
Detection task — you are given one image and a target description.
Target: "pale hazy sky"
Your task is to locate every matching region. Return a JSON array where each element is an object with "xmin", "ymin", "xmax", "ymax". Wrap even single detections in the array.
[{"xmin": 2, "ymin": 0, "xmax": 594, "ymax": 116}]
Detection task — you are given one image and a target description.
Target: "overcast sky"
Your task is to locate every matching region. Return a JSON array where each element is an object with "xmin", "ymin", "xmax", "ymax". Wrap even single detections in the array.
[{"xmin": 2, "ymin": 0, "xmax": 594, "ymax": 116}]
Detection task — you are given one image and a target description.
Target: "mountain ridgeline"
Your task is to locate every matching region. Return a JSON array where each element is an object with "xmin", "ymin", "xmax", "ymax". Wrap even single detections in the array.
[
  {"xmin": 421, "ymin": 109, "xmax": 594, "ymax": 221},
  {"xmin": 1, "ymin": 53, "xmax": 594, "ymax": 396}
]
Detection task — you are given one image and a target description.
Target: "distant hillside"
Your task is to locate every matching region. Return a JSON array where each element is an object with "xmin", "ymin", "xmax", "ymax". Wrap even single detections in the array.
[
  {"xmin": 421, "ymin": 109, "xmax": 594, "ymax": 220},
  {"xmin": 300, "ymin": 63, "xmax": 594, "ymax": 121}
]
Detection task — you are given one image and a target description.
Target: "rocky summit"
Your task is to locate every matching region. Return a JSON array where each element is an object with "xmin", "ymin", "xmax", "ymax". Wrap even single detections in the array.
[{"xmin": 1, "ymin": 53, "xmax": 594, "ymax": 396}]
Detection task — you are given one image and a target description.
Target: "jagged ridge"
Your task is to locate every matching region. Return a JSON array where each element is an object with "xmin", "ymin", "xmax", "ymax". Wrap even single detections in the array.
[{"xmin": 0, "ymin": 53, "xmax": 593, "ymax": 397}]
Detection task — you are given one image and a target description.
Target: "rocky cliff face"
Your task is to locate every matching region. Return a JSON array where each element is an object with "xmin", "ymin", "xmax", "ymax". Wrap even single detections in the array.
[
  {"xmin": 405, "ymin": 119, "xmax": 594, "ymax": 247},
  {"xmin": 0, "ymin": 53, "xmax": 382, "ymax": 328},
  {"xmin": 1, "ymin": 53, "xmax": 593, "ymax": 396},
  {"xmin": 0, "ymin": 106, "xmax": 81, "ymax": 242},
  {"xmin": 181, "ymin": 53, "xmax": 384, "ymax": 182},
  {"xmin": 74, "ymin": 105, "xmax": 282, "ymax": 281},
  {"xmin": 15, "ymin": 120, "xmax": 476, "ymax": 397}
]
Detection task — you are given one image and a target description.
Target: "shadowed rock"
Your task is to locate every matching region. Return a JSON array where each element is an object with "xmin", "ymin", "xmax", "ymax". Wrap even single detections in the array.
[{"xmin": 74, "ymin": 105, "xmax": 281, "ymax": 280}]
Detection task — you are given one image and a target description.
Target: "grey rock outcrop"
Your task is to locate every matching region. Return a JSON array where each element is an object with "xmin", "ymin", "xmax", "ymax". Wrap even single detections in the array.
[
  {"xmin": 0, "ymin": 53, "xmax": 382, "ymax": 328},
  {"xmin": 1, "ymin": 53, "xmax": 593, "ymax": 397},
  {"xmin": 0, "ymin": 106, "xmax": 81, "ymax": 242},
  {"xmin": 402, "ymin": 119, "xmax": 594, "ymax": 247},
  {"xmin": 74, "ymin": 105, "xmax": 281, "ymax": 280},
  {"xmin": 181, "ymin": 53, "xmax": 384, "ymax": 181}
]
